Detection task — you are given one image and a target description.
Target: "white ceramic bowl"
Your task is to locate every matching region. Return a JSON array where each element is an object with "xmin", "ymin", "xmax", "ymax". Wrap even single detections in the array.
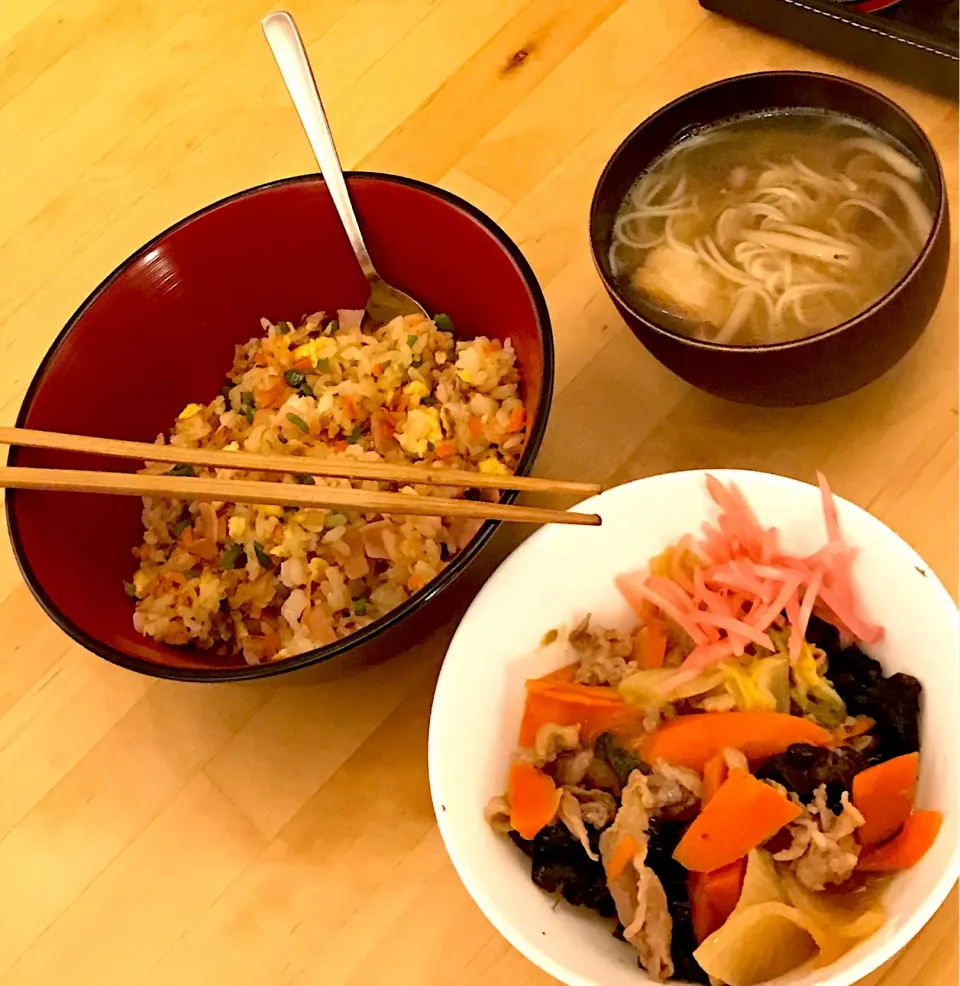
[{"xmin": 429, "ymin": 469, "xmax": 959, "ymax": 986}]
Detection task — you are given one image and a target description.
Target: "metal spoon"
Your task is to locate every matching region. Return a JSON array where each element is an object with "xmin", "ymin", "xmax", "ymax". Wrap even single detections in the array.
[{"xmin": 262, "ymin": 10, "xmax": 428, "ymax": 324}]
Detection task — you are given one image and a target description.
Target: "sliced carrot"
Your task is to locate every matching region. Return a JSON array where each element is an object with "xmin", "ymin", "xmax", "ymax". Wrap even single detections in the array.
[
  {"xmin": 506, "ymin": 406, "xmax": 526, "ymax": 433},
  {"xmin": 524, "ymin": 679, "xmax": 618, "ymax": 699},
  {"xmin": 689, "ymin": 856, "xmax": 747, "ymax": 942},
  {"xmin": 832, "ymin": 716, "xmax": 876, "ymax": 746},
  {"xmin": 518, "ymin": 682, "xmax": 639, "ymax": 748},
  {"xmin": 702, "ymin": 751, "xmax": 728, "ymax": 806},
  {"xmin": 634, "ymin": 617, "xmax": 668, "ymax": 670},
  {"xmin": 333, "ymin": 440, "xmax": 349, "ymax": 453},
  {"xmin": 674, "ymin": 770, "xmax": 801, "ymax": 872},
  {"xmin": 857, "ymin": 810, "xmax": 942, "ymax": 871},
  {"xmin": 605, "ymin": 835, "xmax": 639, "ymax": 882},
  {"xmin": 434, "ymin": 441, "xmax": 456, "ymax": 459},
  {"xmin": 508, "ymin": 761, "xmax": 561, "ymax": 841},
  {"xmin": 407, "ymin": 573, "xmax": 427, "ymax": 593},
  {"xmin": 526, "ymin": 663, "xmax": 579, "ymax": 688},
  {"xmin": 468, "ymin": 415, "xmax": 484, "ymax": 438},
  {"xmin": 185, "ymin": 536, "xmax": 218, "ymax": 562},
  {"xmin": 852, "ymin": 752, "xmax": 919, "ymax": 845},
  {"xmin": 254, "ymin": 377, "xmax": 290, "ymax": 409},
  {"xmin": 640, "ymin": 711, "xmax": 832, "ymax": 772}
]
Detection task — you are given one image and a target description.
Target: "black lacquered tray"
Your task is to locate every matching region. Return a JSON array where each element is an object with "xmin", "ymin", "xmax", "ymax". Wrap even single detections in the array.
[{"xmin": 699, "ymin": 0, "xmax": 958, "ymax": 99}]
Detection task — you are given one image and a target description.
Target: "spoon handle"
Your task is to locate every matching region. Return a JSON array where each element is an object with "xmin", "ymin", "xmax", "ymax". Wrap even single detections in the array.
[{"xmin": 262, "ymin": 11, "xmax": 378, "ymax": 282}]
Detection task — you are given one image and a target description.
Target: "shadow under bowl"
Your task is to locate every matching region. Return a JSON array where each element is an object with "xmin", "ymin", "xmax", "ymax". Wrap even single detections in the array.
[
  {"xmin": 7, "ymin": 173, "xmax": 554, "ymax": 681},
  {"xmin": 589, "ymin": 71, "xmax": 950, "ymax": 407}
]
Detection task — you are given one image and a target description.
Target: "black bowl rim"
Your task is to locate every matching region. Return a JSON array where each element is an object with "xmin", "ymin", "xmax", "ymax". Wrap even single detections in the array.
[
  {"xmin": 589, "ymin": 70, "xmax": 948, "ymax": 355},
  {"xmin": 6, "ymin": 171, "xmax": 555, "ymax": 682}
]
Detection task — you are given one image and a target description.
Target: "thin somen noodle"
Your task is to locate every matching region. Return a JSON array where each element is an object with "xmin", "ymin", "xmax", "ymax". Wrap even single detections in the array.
[{"xmin": 609, "ymin": 111, "xmax": 935, "ymax": 346}]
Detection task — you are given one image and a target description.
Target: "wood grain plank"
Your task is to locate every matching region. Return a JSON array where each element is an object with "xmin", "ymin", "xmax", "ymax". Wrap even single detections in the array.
[
  {"xmin": 0, "ymin": 646, "xmax": 150, "ymax": 841},
  {"xmin": 140, "ymin": 652, "xmax": 442, "ymax": 986},
  {"xmin": 0, "ymin": 4, "xmax": 955, "ymax": 986},
  {"xmin": 359, "ymin": 0, "xmax": 627, "ymax": 183},
  {"xmin": 0, "ymin": 775, "xmax": 265, "ymax": 986},
  {"xmin": 0, "ymin": 679, "xmax": 269, "ymax": 976}
]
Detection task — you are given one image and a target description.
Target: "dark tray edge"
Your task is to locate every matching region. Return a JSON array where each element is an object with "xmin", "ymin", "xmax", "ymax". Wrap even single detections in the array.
[{"xmin": 700, "ymin": 0, "xmax": 959, "ymax": 101}]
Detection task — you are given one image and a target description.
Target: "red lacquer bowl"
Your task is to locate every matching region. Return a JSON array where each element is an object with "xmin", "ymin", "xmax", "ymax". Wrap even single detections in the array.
[{"xmin": 7, "ymin": 174, "xmax": 553, "ymax": 681}]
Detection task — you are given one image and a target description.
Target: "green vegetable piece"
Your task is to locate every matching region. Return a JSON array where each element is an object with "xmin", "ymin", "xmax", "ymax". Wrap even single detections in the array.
[
  {"xmin": 243, "ymin": 405, "xmax": 256, "ymax": 424},
  {"xmin": 324, "ymin": 512, "xmax": 348, "ymax": 528},
  {"xmin": 220, "ymin": 542, "xmax": 246, "ymax": 570},
  {"xmin": 284, "ymin": 369, "xmax": 306, "ymax": 387},
  {"xmin": 324, "ymin": 319, "xmax": 339, "ymax": 336},
  {"xmin": 407, "ymin": 334, "xmax": 418, "ymax": 348},
  {"xmin": 167, "ymin": 463, "xmax": 195, "ymax": 478},
  {"xmin": 315, "ymin": 358, "xmax": 330, "ymax": 373},
  {"xmin": 253, "ymin": 542, "xmax": 273, "ymax": 568},
  {"xmin": 276, "ymin": 320, "xmax": 292, "ymax": 335},
  {"xmin": 173, "ymin": 517, "xmax": 191, "ymax": 539},
  {"xmin": 183, "ymin": 568, "xmax": 201, "ymax": 580},
  {"xmin": 352, "ymin": 598, "xmax": 368, "ymax": 616},
  {"xmin": 294, "ymin": 473, "xmax": 315, "ymax": 485},
  {"xmin": 241, "ymin": 391, "xmax": 256, "ymax": 408},
  {"xmin": 123, "ymin": 581, "xmax": 138, "ymax": 599},
  {"xmin": 420, "ymin": 394, "xmax": 437, "ymax": 406},
  {"xmin": 345, "ymin": 426, "xmax": 363, "ymax": 443},
  {"xmin": 221, "ymin": 383, "xmax": 233, "ymax": 400},
  {"xmin": 299, "ymin": 381, "xmax": 314, "ymax": 398},
  {"xmin": 286, "ymin": 413, "xmax": 309, "ymax": 433},
  {"xmin": 433, "ymin": 313, "xmax": 454, "ymax": 332}
]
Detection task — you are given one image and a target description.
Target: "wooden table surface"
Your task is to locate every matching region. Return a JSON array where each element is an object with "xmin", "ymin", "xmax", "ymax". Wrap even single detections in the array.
[{"xmin": 0, "ymin": 2, "xmax": 956, "ymax": 984}]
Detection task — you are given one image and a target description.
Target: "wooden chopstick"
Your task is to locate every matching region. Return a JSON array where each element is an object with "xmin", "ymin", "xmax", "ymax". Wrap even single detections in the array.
[
  {"xmin": 0, "ymin": 427, "xmax": 601, "ymax": 496},
  {"xmin": 0, "ymin": 466, "xmax": 602, "ymax": 527}
]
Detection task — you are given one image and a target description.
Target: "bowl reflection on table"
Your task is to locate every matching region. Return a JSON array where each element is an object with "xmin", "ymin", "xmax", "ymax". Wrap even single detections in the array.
[
  {"xmin": 589, "ymin": 72, "xmax": 950, "ymax": 407},
  {"xmin": 6, "ymin": 173, "xmax": 553, "ymax": 681}
]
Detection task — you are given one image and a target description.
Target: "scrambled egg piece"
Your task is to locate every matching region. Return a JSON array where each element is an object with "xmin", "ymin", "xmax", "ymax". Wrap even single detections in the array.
[
  {"xmin": 228, "ymin": 516, "xmax": 247, "ymax": 539},
  {"xmin": 403, "ymin": 380, "xmax": 429, "ymax": 407},
  {"xmin": 478, "ymin": 455, "xmax": 509, "ymax": 475},
  {"xmin": 309, "ymin": 557, "xmax": 327, "ymax": 581},
  {"xmin": 223, "ymin": 441, "xmax": 240, "ymax": 452},
  {"xmin": 178, "ymin": 403, "xmax": 204, "ymax": 420},
  {"xmin": 397, "ymin": 407, "xmax": 443, "ymax": 457},
  {"xmin": 132, "ymin": 570, "xmax": 152, "ymax": 597},
  {"xmin": 256, "ymin": 504, "xmax": 285, "ymax": 519},
  {"xmin": 292, "ymin": 337, "xmax": 335, "ymax": 364}
]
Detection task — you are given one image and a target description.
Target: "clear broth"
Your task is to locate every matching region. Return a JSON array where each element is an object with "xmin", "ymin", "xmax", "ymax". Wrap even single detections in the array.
[{"xmin": 610, "ymin": 110, "xmax": 936, "ymax": 347}]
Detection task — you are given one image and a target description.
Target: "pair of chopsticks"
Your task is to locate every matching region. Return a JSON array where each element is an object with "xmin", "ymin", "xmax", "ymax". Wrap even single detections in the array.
[{"xmin": 0, "ymin": 427, "xmax": 602, "ymax": 527}]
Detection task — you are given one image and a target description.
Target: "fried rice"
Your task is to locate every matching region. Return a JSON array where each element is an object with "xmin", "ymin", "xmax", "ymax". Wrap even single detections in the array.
[{"xmin": 129, "ymin": 308, "xmax": 526, "ymax": 664}]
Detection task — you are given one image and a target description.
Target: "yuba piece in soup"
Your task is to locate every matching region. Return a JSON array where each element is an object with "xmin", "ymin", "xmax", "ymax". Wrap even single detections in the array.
[{"xmin": 608, "ymin": 110, "xmax": 936, "ymax": 346}]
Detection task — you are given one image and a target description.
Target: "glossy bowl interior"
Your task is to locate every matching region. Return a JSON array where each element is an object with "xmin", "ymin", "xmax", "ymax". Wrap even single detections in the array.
[
  {"xmin": 430, "ymin": 470, "xmax": 959, "ymax": 986},
  {"xmin": 8, "ymin": 173, "xmax": 553, "ymax": 680},
  {"xmin": 590, "ymin": 72, "xmax": 950, "ymax": 406}
]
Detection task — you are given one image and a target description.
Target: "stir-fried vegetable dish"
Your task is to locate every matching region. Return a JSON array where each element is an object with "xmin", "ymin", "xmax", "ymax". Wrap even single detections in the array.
[{"xmin": 485, "ymin": 475, "xmax": 940, "ymax": 985}]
